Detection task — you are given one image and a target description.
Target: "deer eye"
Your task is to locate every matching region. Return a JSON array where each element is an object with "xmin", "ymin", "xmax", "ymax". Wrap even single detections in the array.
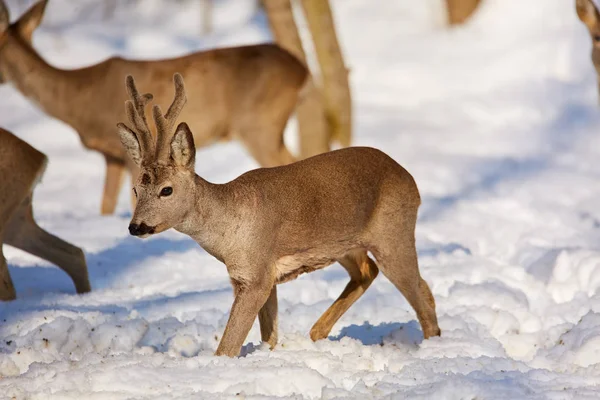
[
  {"xmin": 160, "ymin": 187, "xmax": 173, "ymax": 197},
  {"xmin": 133, "ymin": 188, "xmax": 137, "ymax": 197},
  {"xmin": 594, "ymin": 35, "xmax": 600, "ymax": 42}
]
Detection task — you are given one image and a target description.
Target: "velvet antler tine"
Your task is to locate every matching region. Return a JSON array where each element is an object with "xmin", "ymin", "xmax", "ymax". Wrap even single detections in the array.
[
  {"xmin": 123, "ymin": 75, "xmax": 155, "ymax": 158},
  {"xmin": 124, "ymin": 100, "xmax": 151, "ymax": 156},
  {"xmin": 153, "ymin": 105, "xmax": 168, "ymax": 142},
  {"xmin": 155, "ymin": 73, "xmax": 188, "ymax": 163},
  {"xmin": 164, "ymin": 73, "xmax": 187, "ymax": 122}
]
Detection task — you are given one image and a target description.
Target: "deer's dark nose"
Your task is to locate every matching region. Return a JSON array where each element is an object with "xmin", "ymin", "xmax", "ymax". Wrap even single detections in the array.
[{"xmin": 128, "ymin": 223, "xmax": 154, "ymax": 236}]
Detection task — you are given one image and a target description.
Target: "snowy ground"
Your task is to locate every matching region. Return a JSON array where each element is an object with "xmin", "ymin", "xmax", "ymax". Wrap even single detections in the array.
[{"xmin": 2, "ymin": 0, "xmax": 600, "ymax": 398}]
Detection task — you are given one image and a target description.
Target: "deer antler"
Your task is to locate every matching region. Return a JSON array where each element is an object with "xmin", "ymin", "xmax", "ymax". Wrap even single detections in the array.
[
  {"xmin": 154, "ymin": 73, "xmax": 187, "ymax": 163},
  {"xmin": 124, "ymin": 75, "xmax": 155, "ymax": 159}
]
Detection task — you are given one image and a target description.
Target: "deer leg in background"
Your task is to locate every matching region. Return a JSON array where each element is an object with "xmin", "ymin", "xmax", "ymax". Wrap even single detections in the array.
[
  {"xmin": 101, "ymin": 155, "xmax": 126, "ymax": 215},
  {"xmin": 576, "ymin": 0, "xmax": 600, "ymax": 104},
  {"xmin": 296, "ymin": 81, "xmax": 330, "ymax": 158},
  {"xmin": 446, "ymin": 0, "xmax": 482, "ymax": 26},
  {"xmin": 262, "ymin": 0, "xmax": 330, "ymax": 159},
  {"xmin": 301, "ymin": 0, "xmax": 352, "ymax": 148},
  {"xmin": 4, "ymin": 197, "xmax": 91, "ymax": 294},
  {"xmin": 239, "ymin": 125, "xmax": 295, "ymax": 167}
]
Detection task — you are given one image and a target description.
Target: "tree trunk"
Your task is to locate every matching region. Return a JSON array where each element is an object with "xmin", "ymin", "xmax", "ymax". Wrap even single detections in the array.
[
  {"xmin": 301, "ymin": 0, "xmax": 351, "ymax": 148},
  {"xmin": 262, "ymin": 0, "xmax": 330, "ymax": 159},
  {"xmin": 446, "ymin": 0, "xmax": 482, "ymax": 25},
  {"xmin": 201, "ymin": 0, "xmax": 213, "ymax": 36},
  {"xmin": 103, "ymin": 0, "xmax": 118, "ymax": 21}
]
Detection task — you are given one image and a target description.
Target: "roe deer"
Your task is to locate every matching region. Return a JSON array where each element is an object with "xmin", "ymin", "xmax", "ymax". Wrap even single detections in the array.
[
  {"xmin": 0, "ymin": 128, "xmax": 91, "ymax": 300},
  {"xmin": 577, "ymin": 0, "xmax": 600, "ymax": 99},
  {"xmin": 0, "ymin": 0, "xmax": 306, "ymax": 215},
  {"xmin": 117, "ymin": 74, "xmax": 441, "ymax": 357}
]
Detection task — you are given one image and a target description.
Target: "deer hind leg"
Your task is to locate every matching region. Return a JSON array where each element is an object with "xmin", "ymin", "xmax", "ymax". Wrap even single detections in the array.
[
  {"xmin": 101, "ymin": 155, "xmax": 126, "ymax": 215},
  {"xmin": 238, "ymin": 121, "xmax": 296, "ymax": 168},
  {"xmin": 310, "ymin": 250, "xmax": 379, "ymax": 341},
  {"xmin": 240, "ymin": 130, "xmax": 295, "ymax": 167},
  {"xmin": 237, "ymin": 82, "xmax": 301, "ymax": 167},
  {"xmin": 258, "ymin": 285, "xmax": 278, "ymax": 349},
  {"xmin": 372, "ymin": 233, "xmax": 440, "ymax": 339},
  {"xmin": 5, "ymin": 197, "xmax": 91, "ymax": 294}
]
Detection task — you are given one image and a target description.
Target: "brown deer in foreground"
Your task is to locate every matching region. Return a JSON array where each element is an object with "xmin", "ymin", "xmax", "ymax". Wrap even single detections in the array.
[
  {"xmin": 117, "ymin": 74, "xmax": 440, "ymax": 357},
  {"xmin": 0, "ymin": 0, "xmax": 306, "ymax": 215},
  {"xmin": 577, "ymin": 0, "xmax": 600, "ymax": 99},
  {"xmin": 0, "ymin": 128, "xmax": 91, "ymax": 300}
]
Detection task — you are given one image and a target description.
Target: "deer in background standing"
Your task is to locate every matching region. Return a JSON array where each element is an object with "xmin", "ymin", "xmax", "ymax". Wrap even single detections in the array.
[
  {"xmin": 0, "ymin": 128, "xmax": 91, "ymax": 300},
  {"xmin": 117, "ymin": 73, "xmax": 440, "ymax": 357},
  {"xmin": 0, "ymin": 0, "xmax": 307, "ymax": 215}
]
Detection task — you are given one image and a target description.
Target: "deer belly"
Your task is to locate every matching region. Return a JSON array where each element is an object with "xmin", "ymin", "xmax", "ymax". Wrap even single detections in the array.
[{"xmin": 274, "ymin": 254, "xmax": 335, "ymax": 284}]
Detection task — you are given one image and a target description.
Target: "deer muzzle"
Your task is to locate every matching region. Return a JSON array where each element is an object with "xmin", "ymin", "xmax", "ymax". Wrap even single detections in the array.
[{"xmin": 128, "ymin": 222, "xmax": 155, "ymax": 237}]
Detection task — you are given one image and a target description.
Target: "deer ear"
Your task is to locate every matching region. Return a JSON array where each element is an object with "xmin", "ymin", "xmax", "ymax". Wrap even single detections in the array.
[
  {"xmin": 170, "ymin": 122, "xmax": 195, "ymax": 169},
  {"xmin": 15, "ymin": 0, "xmax": 47, "ymax": 42},
  {"xmin": 0, "ymin": 1, "xmax": 9, "ymax": 33},
  {"xmin": 577, "ymin": 0, "xmax": 600, "ymax": 31},
  {"xmin": 117, "ymin": 123, "xmax": 143, "ymax": 166}
]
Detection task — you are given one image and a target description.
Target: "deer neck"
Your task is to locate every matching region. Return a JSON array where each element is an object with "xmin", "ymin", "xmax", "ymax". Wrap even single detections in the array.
[
  {"xmin": 0, "ymin": 35, "xmax": 77, "ymax": 121},
  {"xmin": 175, "ymin": 176, "xmax": 248, "ymax": 263}
]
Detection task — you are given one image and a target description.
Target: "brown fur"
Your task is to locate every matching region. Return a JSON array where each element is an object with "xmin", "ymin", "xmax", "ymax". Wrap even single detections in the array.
[
  {"xmin": 118, "ymin": 75, "xmax": 441, "ymax": 357},
  {"xmin": 576, "ymin": 0, "xmax": 600, "ymax": 99},
  {"xmin": 0, "ymin": 128, "xmax": 91, "ymax": 300},
  {"xmin": 0, "ymin": 0, "xmax": 307, "ymax": 215}
]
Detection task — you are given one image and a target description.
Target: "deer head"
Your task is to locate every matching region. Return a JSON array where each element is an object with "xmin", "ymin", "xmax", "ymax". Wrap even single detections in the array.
[
  {"xmin": 0, "ymin": 0, "xmax": 48, "ymax": 83},
  {"xmin": 117, "ymin": 73, "xmax": 197, "ymax": 238}
]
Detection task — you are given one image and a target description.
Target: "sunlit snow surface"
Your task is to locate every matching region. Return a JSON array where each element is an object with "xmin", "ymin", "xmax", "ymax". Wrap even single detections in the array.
[{"xmin": 2, "ymin": 0, "xmax": 600, "ymax": 398}]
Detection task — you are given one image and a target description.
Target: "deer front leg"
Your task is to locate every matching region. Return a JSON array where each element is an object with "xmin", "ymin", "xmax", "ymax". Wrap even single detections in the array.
[
  {"xmin": 258, "ymin": 285, "xmax": 278, "ymax": 349},
  {"xmin": 216, "ymin": 276, "xmax": 275, "ymax": 357},
  {"xmin": 0, "ymin": 243, "xmax": 16, "ymax": 301},
  {"xmin": 101, "ymin": 155, "xmax": 126, "ymax": 215}
]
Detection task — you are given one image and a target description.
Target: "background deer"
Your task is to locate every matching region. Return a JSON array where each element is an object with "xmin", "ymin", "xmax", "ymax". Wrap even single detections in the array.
[
  {"xmin": 117, "ymin": 74, "xmax": 441, "ymax": 357},
  {"xmin": 0, "ymin": 127, "xmax": 91, "ymax": 301},
  {"xmin": 576, "ymin": 0, "xmax": 600, "ymax": 99},
  {"xmin": 0, "ymin": 0, "xmax": 307, "ymax": 215}
]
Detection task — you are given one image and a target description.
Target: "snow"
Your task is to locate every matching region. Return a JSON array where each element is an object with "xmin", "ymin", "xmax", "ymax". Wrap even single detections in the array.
[{"xmin": 2, "ymin": 0, "xmax": 600, "ymax": 398}]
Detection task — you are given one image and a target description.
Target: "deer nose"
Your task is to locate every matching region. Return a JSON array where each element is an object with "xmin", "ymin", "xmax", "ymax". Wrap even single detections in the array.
[{"xmin": 128, "ymin": 223, "xmax": 155, "ymax": 236}]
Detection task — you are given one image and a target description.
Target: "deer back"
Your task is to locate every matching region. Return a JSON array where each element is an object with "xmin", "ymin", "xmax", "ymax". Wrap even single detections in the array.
[{"xmin": 0, "ymin": 0, "xmax": 306, "ymax": 160}]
